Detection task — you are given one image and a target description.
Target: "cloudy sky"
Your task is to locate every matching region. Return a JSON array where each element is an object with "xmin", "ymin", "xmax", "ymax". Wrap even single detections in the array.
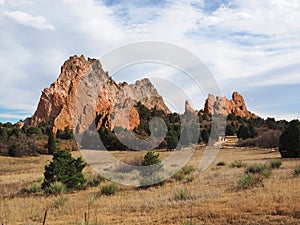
[{"xmin": 0, "ymin": 0, "xmax": 299, "ymax": 123}]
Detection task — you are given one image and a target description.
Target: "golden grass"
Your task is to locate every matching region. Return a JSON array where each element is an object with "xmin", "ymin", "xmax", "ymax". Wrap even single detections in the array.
[{"xmin": 0, "ymin": 144, "xmax": 300, "ymax": 225}]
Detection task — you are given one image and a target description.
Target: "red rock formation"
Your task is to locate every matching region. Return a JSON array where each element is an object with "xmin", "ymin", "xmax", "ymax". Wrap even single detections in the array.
[
  {"xmin": 26, "ymin": 55, "xmax": 170, "ymax": 133},
  {"xmin": 204, "ymin": 92, "xmax": 257, "ymax": 119},
  {"xmin": 184, "ymin": 100, "xmax": 198, "ymax": 115}
]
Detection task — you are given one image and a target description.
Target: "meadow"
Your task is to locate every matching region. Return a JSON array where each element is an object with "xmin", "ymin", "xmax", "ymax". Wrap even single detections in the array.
[{"xmin": 0, "ymin": 137, "xmax": 299, "ymax": 225}]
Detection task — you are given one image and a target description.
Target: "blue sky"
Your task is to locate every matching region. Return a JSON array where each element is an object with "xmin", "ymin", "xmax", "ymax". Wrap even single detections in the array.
[{"xmin": 0, "ymin": 0, "xmax": 299, "ymax": 123}]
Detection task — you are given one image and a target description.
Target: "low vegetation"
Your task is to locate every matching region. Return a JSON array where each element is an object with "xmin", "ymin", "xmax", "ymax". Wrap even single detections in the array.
[
  {"xmin": 238, "ymin": 173, "xmax": 264, "ymax": 189},
  {"xmin": 100, "ymin": 183, "xmax": 117, "ymax": 196},
  {"xmin": 0, "ymin": 147, "xmax": 300, "ymax": 224},
  {"xmin": 42, "ymin": 150, "xmax": 86, "ymax": 192},
  {"xmin": 294, "ymin": 165, "xmax": 300, "ymax": 176},
  {"xmin": 279, "ymin": 119, "xmax": 300, "ymax": 158},
  {"xmin": 269, "ymin": 159, "xmax": 282, "ymax": 169}
]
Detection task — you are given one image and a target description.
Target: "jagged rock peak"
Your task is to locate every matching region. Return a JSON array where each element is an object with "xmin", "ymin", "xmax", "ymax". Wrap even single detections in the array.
[
  {"xmin": 204, "ymin": 92, "xmax": 257, "ymax": 119},
  {"xmin": 184, "ymin": 100, "xmax": 198, "ymax": 115},
  {"xmin": 26, "ymin": 55, "xmax": 170, "ymax": 133}
]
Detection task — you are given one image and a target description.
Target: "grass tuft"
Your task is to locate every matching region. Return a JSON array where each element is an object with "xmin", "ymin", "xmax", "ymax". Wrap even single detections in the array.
[
  {"xmin": 101, "ymin": 183, "xmax": 117, "ymax": 196},
  {"xmin": 238, "ymin": 174, "xmax": 264, "ymax": 189},
  {"xmin": 270, "ymin": 159, "xmax": 282, "ymax": 169}
]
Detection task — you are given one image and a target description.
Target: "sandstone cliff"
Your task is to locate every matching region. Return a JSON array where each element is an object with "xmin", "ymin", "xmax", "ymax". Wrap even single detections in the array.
[
  {"xmin": 204, "ymin": 92, "xmax": 257, "ymax": 118},
  {"xmin": 26, "ymin": 55, "xmax": 170, "ymax": 133}
]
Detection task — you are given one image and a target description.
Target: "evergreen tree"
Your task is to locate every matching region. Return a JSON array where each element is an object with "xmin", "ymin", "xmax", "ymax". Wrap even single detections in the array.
[
  {"xmin": 249, "ymin": 125, "xmax": 258, "ymax": 138},
  {"xmin": 225, "ymin": 124, "xmax": 235, "ymax": 136},
  {"xmin": 166, "ymin": 135, "xmax": 178, "ymax": 150},
  {"xmin": 237, "ymin": 125, "xmax": 250, "ymax": 140},
  {"xmin": 42, "ymin": 150, "xmax": 86, "ymax": 190},
  {"xmin": 47, "ymin": 132, "xmax": 57, "ymax": 155},
  {"xmin": 279, "ymin": 120, "xmax": 300, "ymax": 158},
  {"xmin": 201, "ymin": 129, "xmax": 209, "ymax": 143},
  {"xmin": 141, "ymin": 151, "xmax": 163, "ymax": 176}
]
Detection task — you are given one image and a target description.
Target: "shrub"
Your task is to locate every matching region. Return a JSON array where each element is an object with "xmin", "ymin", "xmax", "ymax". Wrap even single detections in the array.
[
  {"xmin": 140, "ymin": 151, "xmax": 163, "ymax": 176},
  {"xmin": 52, "ymin": 195, "xmax": 68, "ymax": 208},
  {"xmin": 294, "ymin": 165, "xmax": 300, "ymax": 176},
  {"xmin": 245, "ymin": 163, "xmax": 271, "ymax": 177},
  {"xmin": 172, "ymin": 165, "xmax": 195, "ymax": 181},
  {"xmin": 44, "ymin": 181, "xmax": 65, "ymax": 195},
  {"xmin": 181, "ymin": 165, "xmax": 195, "ymax": 175},
  {"xmin": 42, "ymin": 150, "xmax": 86, "ymax": 191},
  {"xmin": 174, "ymin": 188, "xmax": 188, "ymax": 200},
  {"xmin": 172, "ymin": 171, "xmax": 185, "ymax": 181},
  {"xmin": 186, "ymin": 173, "xmax": 195, "ymax": 182},
  {"xmin": 270, "ymin": 159, "xmax": 282, "ymax": 169},
  {"xmin": 238, "ymin": 130, "xmax": 282, "ymax": 148},
  {"xmin": 28, "ymin": 183, "xmax": 41, "ymax": 193},
  {"xmin": 229, "ymin": 160, "xmax": 245, "ymax": 168},
  {"xmin": 216, "ymin": 161, "xmax": 226, "ymax": 166},
  {"xmin": 101, "ymin": 183, "xmax": 117, "ymax": 196},
  {"xmin": 279, "ymin": 119, "xmax": 300, "ymax": 158},
  {"xmin": 238, "ymin": 174, "xmax": 264, "ymax": 189},
  {"xmin": 85, "ymin": 173, "xmax": 102, "ymax": 188}
]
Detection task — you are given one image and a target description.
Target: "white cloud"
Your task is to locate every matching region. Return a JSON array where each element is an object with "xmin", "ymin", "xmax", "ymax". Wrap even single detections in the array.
[
  {"xmin": 0, "ymin": 0, "xmax": 299, "ymax": 121},
  {"xmin": 6, "ymin": 0, "xmax": 34, "ymax": 6},
  {"xmin": 0, "ymin": 0, "xmax": 5, "ymax": 5},
  {"xmin": 3, "ymin": 10, "xmax": 55, "ymax": 31}
]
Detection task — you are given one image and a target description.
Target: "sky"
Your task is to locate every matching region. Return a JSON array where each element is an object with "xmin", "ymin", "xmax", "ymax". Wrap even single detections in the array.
[{"xmin": 0, "ymin": 0, "xmax": 299, "ymax": 123}]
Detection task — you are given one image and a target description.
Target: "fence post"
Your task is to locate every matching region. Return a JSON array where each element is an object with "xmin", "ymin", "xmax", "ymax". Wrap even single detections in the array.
[{"xmin": 42, "ymin": 209, "xmax": 48, "ymax": 225}]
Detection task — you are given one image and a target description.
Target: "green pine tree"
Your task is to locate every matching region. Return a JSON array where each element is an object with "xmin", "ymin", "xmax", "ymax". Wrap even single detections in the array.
[
  {"xmin": 47, "ymin": 132, "xmax": 57, "ymax": 155},
  {"xmin": 42, "ymin": 150, "xmax": 86, "ymax": 191}
]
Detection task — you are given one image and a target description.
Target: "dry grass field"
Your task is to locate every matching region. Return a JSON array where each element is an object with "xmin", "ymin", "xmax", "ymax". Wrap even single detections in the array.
[{"xmin": 1, "ymin": 138, "xmax": 300, "ymax": 225}]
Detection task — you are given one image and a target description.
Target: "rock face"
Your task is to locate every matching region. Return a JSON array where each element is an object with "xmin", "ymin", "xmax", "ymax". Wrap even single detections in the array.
[
  {"xmin": 204, "ymin": 92, "xmax": 257, "ymax": 118},
  {"xmin": 184, "ymin": 100, "xmax": 198, "ymax": 115},
  {"xmin": 26, "ymin": 55, "xmax": 170, "ymax": 133}
]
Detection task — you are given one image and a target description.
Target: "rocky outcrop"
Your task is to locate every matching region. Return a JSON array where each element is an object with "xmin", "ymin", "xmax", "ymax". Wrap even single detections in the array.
[
  {"xmin": 26, "ymin": 55, "xmax": 170, "ymax": 133},
  {"xmin": 204, "ymin": 92, "xmax": 257, "ymax": 118},
  {"xmin": 184, "ymin": 100, "xmax": 198, "ymax": 115}
]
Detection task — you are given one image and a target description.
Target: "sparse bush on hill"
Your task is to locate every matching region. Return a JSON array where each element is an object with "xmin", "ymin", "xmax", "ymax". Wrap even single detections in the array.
[
  {"xmin": 279, "ymin": 119, "xmax": 300, "ymax": 158},
  {"xmin": 237, "ymin": 130, "xmax": 282, "ymax": 148},
  {"xmin": 8, "ymin": 133, "xmax": 39, "ymax": 157}
]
